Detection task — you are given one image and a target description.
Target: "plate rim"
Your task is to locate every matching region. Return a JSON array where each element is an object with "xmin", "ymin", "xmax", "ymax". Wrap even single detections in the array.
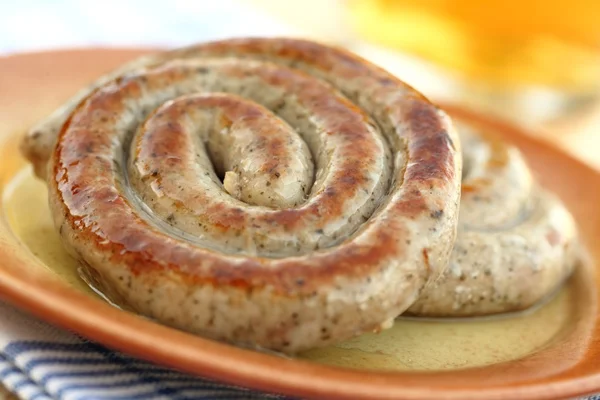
[{"xmin": 0, "ymin": 49, "xmax": 599, "ymax": 400}]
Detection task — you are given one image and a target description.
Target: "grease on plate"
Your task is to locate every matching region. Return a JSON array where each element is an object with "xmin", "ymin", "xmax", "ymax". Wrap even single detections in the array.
[{"xmin": 2, "ymin": 167, "xmax": 574, "ymax": 371}]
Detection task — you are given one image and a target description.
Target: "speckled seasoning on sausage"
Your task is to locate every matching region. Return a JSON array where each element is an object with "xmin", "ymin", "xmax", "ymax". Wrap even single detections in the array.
[
  {"xmin": 407, "ymin": 123, "xmax": 579, "ymax": 317},
  {"xmin": 21, "ymin": 38, "xmax": 461, "ymax": 353}
]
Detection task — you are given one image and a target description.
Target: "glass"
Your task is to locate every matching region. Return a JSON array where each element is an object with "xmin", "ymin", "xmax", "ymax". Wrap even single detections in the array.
[{"xmin": 346, "ymin": 0, "xmax": 600, "ymax": 126}]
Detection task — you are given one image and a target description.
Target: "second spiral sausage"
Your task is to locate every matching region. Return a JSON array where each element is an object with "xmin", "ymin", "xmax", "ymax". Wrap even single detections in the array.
[{"xmin": 407, "ymin": 122, "xmax": 578, "ymax": 316}]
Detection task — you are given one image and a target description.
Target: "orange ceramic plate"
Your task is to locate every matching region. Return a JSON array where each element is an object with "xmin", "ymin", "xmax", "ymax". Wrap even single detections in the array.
[{"xmin": 0, "ymin": 49, "xmax": 599, "ymax": 400}]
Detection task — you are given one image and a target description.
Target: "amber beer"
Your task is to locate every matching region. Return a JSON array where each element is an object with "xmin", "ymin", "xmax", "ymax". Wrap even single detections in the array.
[{"xmin": 347, "ymin": 0, "xmax": 600, "ymax": 94}]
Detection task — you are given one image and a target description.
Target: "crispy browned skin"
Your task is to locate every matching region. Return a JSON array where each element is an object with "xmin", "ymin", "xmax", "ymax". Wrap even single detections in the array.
[{"xmin": 23, "ymin": 38, "xmax": 461, "ymax": 353}]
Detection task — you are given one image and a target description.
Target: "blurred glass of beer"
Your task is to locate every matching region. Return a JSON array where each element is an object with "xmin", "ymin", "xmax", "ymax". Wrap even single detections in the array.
[{"xmin": 347, "ymin": 0, "xmax": 600, "ymax": 99}]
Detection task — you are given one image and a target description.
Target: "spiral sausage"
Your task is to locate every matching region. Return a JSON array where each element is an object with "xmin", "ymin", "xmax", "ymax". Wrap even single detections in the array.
[
  {"xmin": 21, "ymin": 38, "xmax": 461, "ymax": 353},
  {"xmin": 407, "ymin": 122, "xmax": 578, "ymax": 316}
]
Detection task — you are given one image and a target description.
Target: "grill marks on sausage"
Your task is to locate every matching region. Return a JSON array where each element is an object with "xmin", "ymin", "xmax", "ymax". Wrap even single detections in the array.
[{"xmin": 404, "ymin": 101, "xmax": 455, "ymax": 184}]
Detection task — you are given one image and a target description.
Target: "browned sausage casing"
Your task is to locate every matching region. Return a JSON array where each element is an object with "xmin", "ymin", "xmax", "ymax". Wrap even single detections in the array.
[{"xmin": 21, "ymin": 38, "xmax": 461, "ymax": 353}]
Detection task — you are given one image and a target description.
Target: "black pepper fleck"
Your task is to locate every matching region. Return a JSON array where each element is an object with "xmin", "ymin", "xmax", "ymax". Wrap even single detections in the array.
[{"xmin": 430, "ymin": 209, "xmax": 444, "ymax": 219}]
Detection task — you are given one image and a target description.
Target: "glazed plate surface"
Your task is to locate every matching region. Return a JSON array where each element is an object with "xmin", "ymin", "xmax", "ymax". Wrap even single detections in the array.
[{"xmin": 0, "ymin": 49, "xmax": 599, "ymax": 400}]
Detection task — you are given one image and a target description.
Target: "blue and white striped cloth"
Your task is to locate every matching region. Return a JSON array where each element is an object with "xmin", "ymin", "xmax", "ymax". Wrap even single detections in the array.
[{"xmin": 0, "ymin": 300, "xmax": 291, "ymax": 400}]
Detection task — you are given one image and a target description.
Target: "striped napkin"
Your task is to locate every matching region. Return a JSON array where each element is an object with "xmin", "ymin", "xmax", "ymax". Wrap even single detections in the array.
[{"xmin": 0, "ymin": 300, "xmax": 291, "ymax": 400}]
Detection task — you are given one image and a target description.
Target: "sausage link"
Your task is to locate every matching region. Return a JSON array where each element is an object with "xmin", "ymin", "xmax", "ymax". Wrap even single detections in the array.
[
  {"xmin": 23, "ymin": 38, "xmax": 461, "ymax": 353},
  {"xmin": 407, "ymin": 123, "xmax": 578, "ymax": 316}
]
